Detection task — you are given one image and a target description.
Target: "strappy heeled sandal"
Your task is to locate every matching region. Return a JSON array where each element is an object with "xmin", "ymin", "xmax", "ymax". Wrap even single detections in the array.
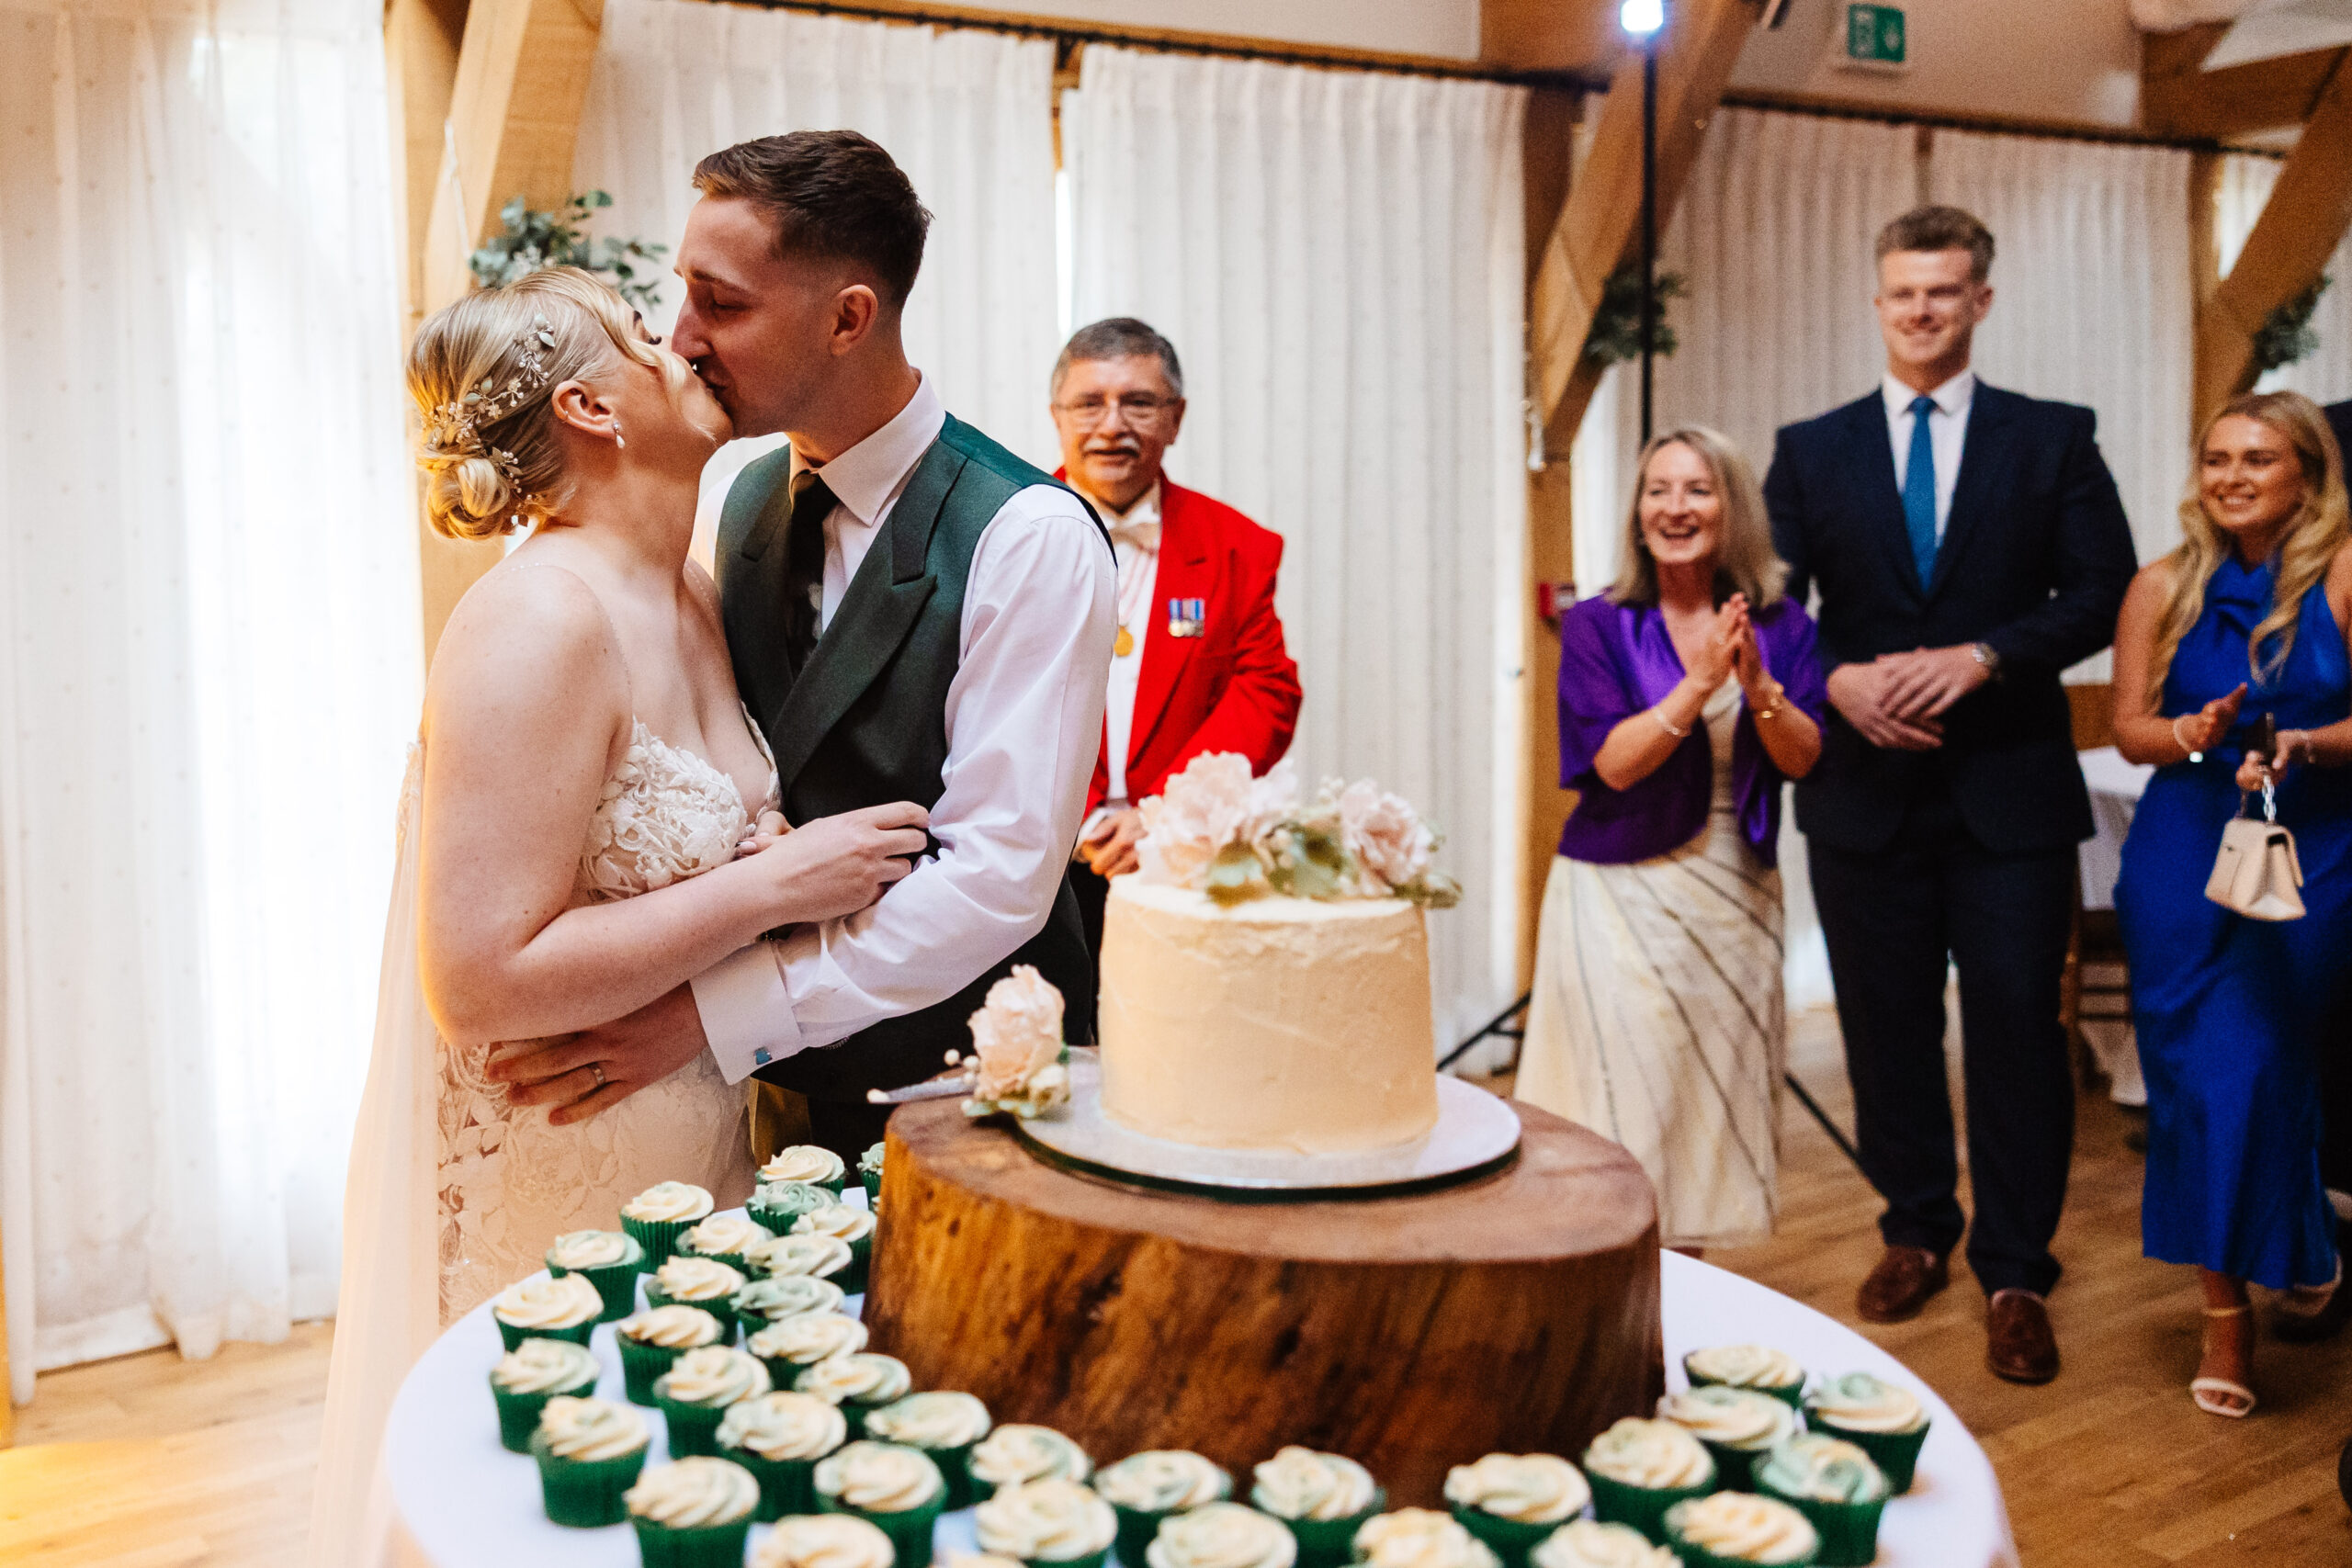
[
  {"xmin": 2192, "ymin": 1304, "xmax": 2256, "ymax": 1418},
  {"xmin": 2275, "ymin": 1254, "xmax": 2346, "ymax": 1343}
]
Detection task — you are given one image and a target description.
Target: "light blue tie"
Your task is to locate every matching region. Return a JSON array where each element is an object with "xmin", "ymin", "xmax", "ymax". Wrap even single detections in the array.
[{"xmin": 1903, "ymin": 393, "xmax": 1939, "ymax": 587}]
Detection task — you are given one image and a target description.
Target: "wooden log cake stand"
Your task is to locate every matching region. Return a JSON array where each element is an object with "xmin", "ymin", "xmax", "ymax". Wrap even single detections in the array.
[{"xmin": 864, "ymin": 1098, "xmax": 1663, "ymax": 1506}]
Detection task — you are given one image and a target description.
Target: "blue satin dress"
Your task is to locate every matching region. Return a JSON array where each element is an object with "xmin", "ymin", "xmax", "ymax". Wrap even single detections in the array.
[{"xmin": 2115, "ymin": 556, "xmax": 2349, "ymax": 1289}]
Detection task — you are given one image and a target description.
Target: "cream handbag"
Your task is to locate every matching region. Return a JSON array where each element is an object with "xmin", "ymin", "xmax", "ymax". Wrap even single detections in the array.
[{"xmin": 2206, "ymin": 777, "xmax": 2306, "ymax": 922}]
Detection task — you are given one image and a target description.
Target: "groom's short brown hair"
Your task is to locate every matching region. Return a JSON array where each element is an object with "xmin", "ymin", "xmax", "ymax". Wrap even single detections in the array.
[{"xmin": 693, "ymin": 130, "xmax": 933, "ymax": 308}]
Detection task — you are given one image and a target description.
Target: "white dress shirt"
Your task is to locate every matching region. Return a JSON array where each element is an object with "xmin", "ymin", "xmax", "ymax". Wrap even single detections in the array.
[
  {"xmin": 1882, "ymin": 368, "xmax": 1975, "ymax": 542},
  {"xmin": 690, "ymin": 374, "xmax": 1118, "ymax": 1083},
  {"xmin": 1080, "ymin": 479, "xmax": 1162, "ymax": 835}
]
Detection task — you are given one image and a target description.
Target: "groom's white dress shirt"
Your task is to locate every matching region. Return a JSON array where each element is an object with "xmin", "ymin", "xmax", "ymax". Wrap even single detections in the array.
[{"xmin": 691, "ymin": 375, "xmax": 1117, "ymax": 1084}]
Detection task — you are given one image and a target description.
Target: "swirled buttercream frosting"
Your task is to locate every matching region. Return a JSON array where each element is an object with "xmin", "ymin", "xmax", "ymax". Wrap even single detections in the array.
[
  {"xmin": 624, "ymin": 1455, "xmax": 761, "ymax": 1529},
  {"xmin": 1096, "ymin": 1450, "xmax": 1231, "ymax": 1512},
  {"xmin": 1441, "ymin": 1454, "xmax": 1589, "ymax": 1524},
  {"xmin": 547, "ymin": 1230, "xmax": 633, "ymax": 1270},
  {"xmin": 1754, "ymin": 1435, "xmax": 1888, "ymax": 1505},
  {"xmin": 1351, "ymin": 1509, "xmax": 1501, "ymax": 1568},
  {"xmin": 619, "ymin": 1304, "xmax": 725, "ymax": 1349},
  {"xmin": 1250, "ymin": 1448, "xmax": 1377, "ymax": 1522},
  {"xmin": 971, "ymin": 1424, "xmax": 1094, "ymax": 1488},
  {"xmin": 763, "ymin": 1146, "xmax": 848, "ymax": 1186},
  {"xmin": 1661, "ymin": 1494, "xmax": 1818, "ymax": 1564},
  {"xmin": 749, "ymin": 1234, "xmax": 855, "ymax": 1280},
  {"xmin": 493, "ymin": 1273, "xmax": 602, "ymax": 1329},
  {"xmin": 492, "ymin": 1337, "xmax": 599, "ymax": 1396},
  {"xmin": 753, "ymin": 1181, "xmax": 836, "ymax": 1222},
  {"xmin": 536, "ymin": 1395, "xmax": 650, "ymax": 1461},
  {"xmin": 753, "ymin": 1513, "xmax": 899, "ymax": 1568},
  {"xmin": 682, "ymin": 1214, "xmax": 775, "ymax": 1258},
  {"xmin": 623, "ymin": 1181, "xmax": 714, "ymax": 1224},
  {"xmin": 1657, "ymin": 1387, "xmax": 1797, "ymax": 1451},
  {"xmin": 718, "ymin": 1391, "xmax": 848, "ymax": 1461},
  {"xmin": 865, "ymin": 1391, "xmax": 992, "ymax": 1450},
  {"xmin": 655, "ymin": 1346, "xmax": 771, "ymax": 1409},
  {"xmin": 1529, "ymin": 1521, "xmax": 1678, "ymax": 1568},
  {"xmin": 750, "ymin": 1312, "xmax": 869, "ymax": 1366},
  {"xmin": 796, "ymin": 1352, "xmax": 912, "ymax": 1407},
  {"xmin": 1684, "ymin": 1345, "xmax": 1806, "ymax": 1393},
  {"xmin": 654, "ymin": 1256, "xmax": 746, "ymax": 1303},
  {"xmin": 977, "ymin": 1477, "xmax": 1120, "ymax": 1561},
  {"xmin": 815, "ymin": 1439, "xmax": 947, "ymax": 1512},
  {"xmin": 1579, "ymin": 1419, "xmax": 1713, "ymax": 1491},
  {"xmin": 859, "ymin": 1143, "xmax": 887, "ymax": 1177},
  {"xmin": 734, "ymin": 1276, "xmax": 849, "ymax": 1324},
  {"xmin": 1146, "ymin": 1502, "xmax": 1298, "ymax": 1568},
  {"xmin": 794, "ymin": 1205, "xmax": 878, "ymax": 1245},
  {"xmin": 1806, "ymin": 1371, "xmax": 1926, "ymax": 1435}
]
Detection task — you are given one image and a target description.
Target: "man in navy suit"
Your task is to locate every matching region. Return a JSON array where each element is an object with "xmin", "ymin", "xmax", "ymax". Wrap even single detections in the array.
[{"xmin": 1764, "ymin": 207, "xmax": 2136, "ymax": 1383}]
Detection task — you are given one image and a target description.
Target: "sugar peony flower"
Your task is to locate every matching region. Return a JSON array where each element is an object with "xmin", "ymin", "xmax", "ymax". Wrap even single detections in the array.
[
  {"xmin": 1339, "ymin": 780, "xmax": 1436, "ymax": 896},
  {"xmin": 968, "ymin": 965, "xmax": 1065, "ymax": 1100},
  {"xmin": 1136, "ymin": 754, "xmax": 1294, "ymax": 887}
]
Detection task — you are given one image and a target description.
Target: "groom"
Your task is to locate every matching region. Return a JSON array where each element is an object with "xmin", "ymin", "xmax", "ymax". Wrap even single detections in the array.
[{"xmin": 493, "ymin": 130, "xmax": 1116, "ymax": 1159}]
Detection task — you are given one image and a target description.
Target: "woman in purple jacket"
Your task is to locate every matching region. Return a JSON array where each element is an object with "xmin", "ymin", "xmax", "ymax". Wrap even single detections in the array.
[{"xmin": 1519, "ymin": 426, "xmax": 1827, "ymax": 1254}]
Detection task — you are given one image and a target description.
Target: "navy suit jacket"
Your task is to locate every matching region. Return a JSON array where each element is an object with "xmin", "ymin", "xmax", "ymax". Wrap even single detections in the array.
[
  {"xmin": 2324, "ymin": 400, "xmax": 2352, "ymax": 476},
  {"xmin": 1762, "ymin": 383, "xmax": 2137, "ymax": 855}
]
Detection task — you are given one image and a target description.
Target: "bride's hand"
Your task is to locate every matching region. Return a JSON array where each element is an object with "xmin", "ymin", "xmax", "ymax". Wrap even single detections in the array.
[
  {"xmin": 736, "ymin": 810, "xmax": 789, "ymax": 858},
  {"xmin": 743, "ymin": 801, "xmax": 931, "ymax": 924}
]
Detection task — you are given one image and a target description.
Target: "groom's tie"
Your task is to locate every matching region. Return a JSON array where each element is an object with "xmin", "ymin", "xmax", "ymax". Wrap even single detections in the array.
[
  {"xmin": 1903, "ymin": 393, "xmax": 1939, "ymax": 589},
  {"xmin": 781, "ymin": 468, "xmax": 837, "ymax": 682}
]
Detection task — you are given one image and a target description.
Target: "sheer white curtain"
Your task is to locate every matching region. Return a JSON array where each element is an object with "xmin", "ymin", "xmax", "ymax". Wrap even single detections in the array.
[
  {"xmin": 2216, "ymin": 152, "xmax": 2352, "ymax": 407},
  {"xmin": 573, "ymin": 0, "xmax": 1062, "ymax": 540},
  {"xmin": 0, "ymin": 0, "xmax": 417, "ymax": 1399},
  {"xmin": 1063, "ymin": 46, "xmax": 1529, "ymax": 1050}
]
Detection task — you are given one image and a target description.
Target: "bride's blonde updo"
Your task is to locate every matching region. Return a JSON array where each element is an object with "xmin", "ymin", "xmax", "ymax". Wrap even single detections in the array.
[{"xmin": 409, "ymin": 265, "xmax": 680, "ymax": 540}]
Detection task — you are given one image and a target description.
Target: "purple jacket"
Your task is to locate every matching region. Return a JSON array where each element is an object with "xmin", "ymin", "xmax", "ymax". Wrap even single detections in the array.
[{"xmin": 1555, "ymin": 594, "xmax": 1828, "ymax": 867}]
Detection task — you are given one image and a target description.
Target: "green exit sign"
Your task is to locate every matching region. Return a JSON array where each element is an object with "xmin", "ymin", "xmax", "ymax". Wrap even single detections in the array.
[{"xmin": 1843, "ymin": 3, "xmax": 1907, "ymax": 71}]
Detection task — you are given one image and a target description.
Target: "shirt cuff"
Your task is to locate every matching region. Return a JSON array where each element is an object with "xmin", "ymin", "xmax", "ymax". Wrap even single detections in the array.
[{"xmin": 689, "ymin": 941, "xmax": 806, "ymax": 1086}]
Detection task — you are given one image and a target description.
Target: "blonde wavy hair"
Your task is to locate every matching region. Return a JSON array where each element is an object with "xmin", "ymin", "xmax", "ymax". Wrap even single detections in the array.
[
  {"xmin": 2145, "ymin": 390, "xmax": 2350, "ymax": 705},
  {"xmin": 408, "ymin": 266, "xmax": 694, "ymax": 541},
  {"xmin": 1607, "ymin": 425, "xmax": 1789, "ymax": 609}
]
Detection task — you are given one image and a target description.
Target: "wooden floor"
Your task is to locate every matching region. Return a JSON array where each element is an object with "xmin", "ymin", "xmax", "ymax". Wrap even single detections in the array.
[{"xmin": 1, "ymin": 1012, "xmax": 2346, "ymax": 1565}]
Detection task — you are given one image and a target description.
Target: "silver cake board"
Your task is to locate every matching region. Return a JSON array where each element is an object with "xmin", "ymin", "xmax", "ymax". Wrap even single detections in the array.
[{"xmin": 1012, "ymin": 1050, "xmax": 1521, "ymax": 1202}]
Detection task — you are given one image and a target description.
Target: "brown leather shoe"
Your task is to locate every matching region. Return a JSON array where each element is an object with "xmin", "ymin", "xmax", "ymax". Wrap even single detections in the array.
[
  {"xmin": 1986, "ymin": 1289, "xmax": 2061, "ymax": 1384},
  {"xmin": 1857, "ymin": 1245, "xmax": 1949, "ymax": 1323}
]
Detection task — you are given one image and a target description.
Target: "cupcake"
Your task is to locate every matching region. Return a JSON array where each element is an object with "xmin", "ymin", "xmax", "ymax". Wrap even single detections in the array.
[
  {"xmin": 752, "ymin": 1512, "xmax": 898, "ymax": 1568},
  {"xmin": 1658, "ymin": 1493, "xmax": 1817, "ymax": 1567},
  {"xmin": 718, "ymin": 1391, "xmax": 849, "ymax": 1520},
  {"xmin": 865, "ymin": 1390, "xmax": 994, "ymax": 1508},
  {"xmin": 1656, "ymin": 1387, "xmax": 1798, "ymax": 1492},
  {"xmin": 677, "ymin": 1213, "xmax": 776, "ymax": 1274},
  {"xmin": 545, "ymin": 1228, "xmax": 647, "ymax": 1322},
  {"xmin": 624, "ymin": 1455, "xmax": 762, "ymax": 1567},
  {"xmin": 751, "ymin": 1313, "xmax": 871, "ymax": 1394},
  {"xmin": 748, "ymin": 1233, "xmax": 857, "ymax": 1289},
  {"xmin": 1681, "ymin": 1347, "xmax": 1807, "ymax": 1411},
  {"xmin": 1096, "ymin": 1450, "xmax": 1232, "ymax": 1565},
  {"xmin": 1530, "ymin": 1520, "xmax": 1677, "ymax": 1568},
  {"xmin": 795, "ymin": 1351, "xmax": 913, "ymax": 1438},
  {"xmin": 489, "ymin": 1337, "xmax": 601, "ymax": 1453},
  {"xmin": 859, "ymin": 1142, "xmax": 886, "ymax": 1206},
  {"xmin": 978, "ymin": 1476, "xmax": 1120, "ymax": 1568},
  {"xmin": 622, "ymin": 1180, "xmax": 715, "ymax": 1264},
  {"xmin": 1803, "ymin": 1371, "xmax": 1929, "ymax": 1493},
  {"xmin": 654, "ymin": 1345, "xmax": 773, "ymax": 1458},
  {"xmin": 616, "ymin": 1304, "xmax": 726, "ymax": 1405},
  {"xmin": 1351, "ymin": 1509, "xmax": 1501, "ymax": 1568},
  {"xmin": 751, "ymin": 1180, "xmax": 840, "ymax": 1235},
  {"xmin": 492, "ymin": 1273, "xmax": 604, "ymax": 1351},
  {"xmin": 646, "ymin": 1257, "xmax": 749, "ymax": 1342},
  {"xmin": 528, "ymin": 1394, "xmax": 651, "ymax": 1527},
  {"xmin": 1148, "ymin": 1501, "xmax": 1299, "ymax": 1568},
  {"xmin": 1442, "ymin": 1455, "xmax": 1590, "ymax": 1568},
  {"xmin": 1578, "ymin": 1419, "xmax": 1714, "ymax": 1544},
  {"xmin": 733, "ymin": 1275, "xmax": 850, "ymax": 1329},
  {"xmin": 1749, "ymin": 1437, "xmax": 1887, "ymax": 1567},
  {"xmin": 763, "ymin": 1145, "xmax": 850, "ymax": 1195},
  {"xmin": 1251, "ymin": 1448, "xmax": 1384, "ymax": 1568},
  {"xmin": 815, "ymin": 1439, "xmax": 949, "ymax": 1568},
  {"xmin": 971, "ymin": 1423, "xmax": 1095, "ymax": 1490},
  {"xmin": 793, "ymin": 1204, "xmax": 878, "ymax": 1293}
]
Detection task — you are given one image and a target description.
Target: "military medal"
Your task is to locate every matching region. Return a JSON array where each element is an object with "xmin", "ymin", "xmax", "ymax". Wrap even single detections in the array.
[
  {"xmin": 1167, "ymin": 597, "xmax": 1205, "ymax": 637},
  {"xmin": 1114, "ymin": 626, "xmax": 1136, "ymax": 658}
]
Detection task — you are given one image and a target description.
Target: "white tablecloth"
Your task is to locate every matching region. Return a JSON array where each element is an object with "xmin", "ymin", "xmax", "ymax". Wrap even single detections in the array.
[
  {"xmin": 2077, "ymin": 745, "xmax": 2154, "ymax": 911},
  {"xmin": 387, "ymin": 1232, "xmax": 2018, "ymax": 1567}
]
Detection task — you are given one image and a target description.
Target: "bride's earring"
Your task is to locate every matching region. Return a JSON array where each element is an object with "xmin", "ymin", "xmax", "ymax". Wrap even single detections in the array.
[{"xmin": 612, "ymin": 419, "xmax": 626, "ymax": 451}]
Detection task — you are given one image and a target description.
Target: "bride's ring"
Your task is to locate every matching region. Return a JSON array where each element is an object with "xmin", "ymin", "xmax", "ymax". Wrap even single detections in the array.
[{"xmin": 589, "ymin": 1062, "xmax": 605, "ymax": 1089}]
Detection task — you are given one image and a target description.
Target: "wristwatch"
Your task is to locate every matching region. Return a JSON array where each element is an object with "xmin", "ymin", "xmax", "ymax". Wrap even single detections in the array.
[{"xmin": 1969, "ymin": 642, "xmax": 2003, "ymax": 680}]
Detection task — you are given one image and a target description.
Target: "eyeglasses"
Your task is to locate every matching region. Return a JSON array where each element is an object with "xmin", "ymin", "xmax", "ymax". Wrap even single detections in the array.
[{"xmin": 1053, "ymin": 394, "xmax": 1179, "ymax": 429}]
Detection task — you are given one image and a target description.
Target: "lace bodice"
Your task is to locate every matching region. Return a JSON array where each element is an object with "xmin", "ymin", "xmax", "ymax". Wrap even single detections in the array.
[{"xmin": 577, "ymin": 716, "xmax": 781, "ymax": 900}]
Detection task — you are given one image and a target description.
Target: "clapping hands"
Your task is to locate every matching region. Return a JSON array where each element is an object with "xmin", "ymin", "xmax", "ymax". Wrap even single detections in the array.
[{"xmin": 1686, "ymin": 594, "xmax": 1756, "ymax": 693}]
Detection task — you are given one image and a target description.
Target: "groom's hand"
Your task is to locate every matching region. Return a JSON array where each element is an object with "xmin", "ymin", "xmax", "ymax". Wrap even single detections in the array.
[{"xmin": 492, "ymin": 983, "xmax": 710, "ymax": 1124}]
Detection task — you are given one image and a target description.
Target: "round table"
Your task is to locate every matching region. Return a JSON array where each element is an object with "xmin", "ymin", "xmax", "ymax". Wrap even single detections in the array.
[{"xmin": 387, "ymin": 1231, "xmax": 2018, "ymax": 1567}]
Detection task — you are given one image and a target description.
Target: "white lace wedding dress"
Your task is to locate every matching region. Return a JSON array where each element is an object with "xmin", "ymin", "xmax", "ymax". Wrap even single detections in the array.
[{"xmin": 306, "ymin": 717, "xmax": 771, "ymax": 1567}]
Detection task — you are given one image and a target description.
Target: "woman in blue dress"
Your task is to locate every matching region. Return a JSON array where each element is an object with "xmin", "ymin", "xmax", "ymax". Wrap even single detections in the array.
[{"xmin": 2112, "ymin": 389, "xmax": 2352, "ymax": 1418}]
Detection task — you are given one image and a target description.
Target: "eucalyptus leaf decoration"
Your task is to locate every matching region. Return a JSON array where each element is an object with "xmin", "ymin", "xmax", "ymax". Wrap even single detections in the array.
[
  {"xmin": 468, "ymin": 191, "xmax": 669, "ymax": 310},
  {"xmin": 1583, "ymin": 265, "xmax": 1690, "ymax": 369},
  {"xmin": 2254, "ymin": 273, "xmax": 2331, "ymax": 375}
]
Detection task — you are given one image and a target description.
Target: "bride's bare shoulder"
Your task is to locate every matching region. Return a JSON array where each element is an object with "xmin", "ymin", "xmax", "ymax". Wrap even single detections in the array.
[{"xmin": 424, "ymin": 560, "xmax": 628, "ymax": 739}]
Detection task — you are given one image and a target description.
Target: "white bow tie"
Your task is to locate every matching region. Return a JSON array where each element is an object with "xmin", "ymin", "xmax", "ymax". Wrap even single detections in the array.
[{"xmin": 1108, "ymin": 517, "xmax": 1160, "ymax": 553}]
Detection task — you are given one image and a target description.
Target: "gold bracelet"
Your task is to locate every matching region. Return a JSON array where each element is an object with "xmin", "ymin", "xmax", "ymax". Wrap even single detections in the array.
[
  {"xmin": 1652, "ymin": 707, "xmax": 1690, "ymax": 739},
  {"xmin": 1752, "ymin": 683, "xmax": 1785, "ymax": 722}
]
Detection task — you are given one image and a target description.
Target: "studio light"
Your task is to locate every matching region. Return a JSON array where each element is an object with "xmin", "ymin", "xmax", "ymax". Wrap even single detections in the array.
[{"xmin": 1620, "ymin": 0, "xmax": 1664, "ymax": 38}]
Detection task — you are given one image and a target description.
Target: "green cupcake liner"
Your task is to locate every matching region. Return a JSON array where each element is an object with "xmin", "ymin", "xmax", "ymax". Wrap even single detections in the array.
[
  {"xmin": 838, "ymin": 1397, "xmax": 888, "ymax": 1441},
  {"xmin": 492, "ymin": 1378, "xmax": 594, "ymax": 1455},
  {"xmin": 1270, "ymin": 1494, "xmax": 1383, "ymax": 1568},
  {"xmin": 528, "ymin": 1431, "xmax": 649, "ymax": 1528},
  {"xmin": 925, "ymin": 1440, "xmax": 978, "ymax": 1511},
  {"xmin": 1681, "ymin": 1359, "xmax": 1806, "ymax": 1411},
  {"xmin": 1113, "ymin": 1504, "xmax": 1171, "ymax": 1568},
  {"xmin": 749, "ymin": 1182, "xmax": 836, "ymax": 1233},
  {"xmin": 1803, "ymin": 1418, "xmax": 1927, "ymax": 1495},
  {"xmin": 620, "ymin": 1337, "xmax": 688, "ymax": 1406},
  {"xmin": 643, "ymin": 1287, "xmax": 737, "ymax": 1344},
  {"xmin": 1026, "ymin": 1550, "xmax": 1107, "ymax": 1568},
  {"xmin": 495, "ymin": 1314, "xmax": 596, "ymax": 1354},
  {"xmin": 1695, "ymin": 1439, "xmax": 1773, "ymax": 1494},
  {"xmin": 622, "ymin": 1213, "xmax": 695, "ymax": 1267},
  {"xmin": 1663, "ymin": 1517, "xmax": 1821, "ymax": 1568},
  {"xmin": 1584, "ymin": 1472, "xmax": 1713, "ymax": 1545},
  {"xmin": 861, "ymin": 1171, "xmax": 882, "ymax": 1208},
  {"xmin": 835, "ymin": 1247, "xmax": 871, "ymax": 1298},
  {"xmin": 723, "ymin": 1449, "xmax": 823, "ymax": 1522},
  {"xmin": 1751, "ymin": 1480, "xmax": 1884, "ymax": 1568},
  {"xmin": 1451, "ymin": 1506, "xmax": 1561, "ymax": 1568},
  {"xmin": 820, "ymin": 1494, "xmax": 944, "ymax": 1568},
  {"xmin": 549, "ymin": 1257, "xmax": 644, "ymax": 1323},
  {"xmin": 629, "ymin": 1515, "xmax": 756, "ymax": 1568},
  {"xmin": 659, "ymin": 1396, "xmax": 734, "ymax": 1459}
]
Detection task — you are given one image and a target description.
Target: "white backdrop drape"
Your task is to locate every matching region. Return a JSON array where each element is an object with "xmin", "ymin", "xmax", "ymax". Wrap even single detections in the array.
[
  {"xmin": 0, "ymin": 0, "xmax": 416, "ymax": 1399},
  {"xmin": 1063, "ymin": 46, "xmax": 1530, "ymax": 1052}
]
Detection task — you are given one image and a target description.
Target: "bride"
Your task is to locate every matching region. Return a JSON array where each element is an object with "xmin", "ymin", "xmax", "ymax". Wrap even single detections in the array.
[{"xmin": 307, "ymin": 266, "xmax": 926, "ymax": 1564}]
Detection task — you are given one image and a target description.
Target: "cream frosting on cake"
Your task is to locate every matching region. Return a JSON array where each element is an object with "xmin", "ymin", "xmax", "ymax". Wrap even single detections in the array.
[{"xmin": 1098, "ymin": 881, "xmax": 1439, "ymax": 1153}]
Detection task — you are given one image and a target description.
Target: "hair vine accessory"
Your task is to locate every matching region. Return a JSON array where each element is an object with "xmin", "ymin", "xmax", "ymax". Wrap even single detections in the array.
[{"xmin": 423, "ymin": 314, "xmax": 559, "ymax": 496}]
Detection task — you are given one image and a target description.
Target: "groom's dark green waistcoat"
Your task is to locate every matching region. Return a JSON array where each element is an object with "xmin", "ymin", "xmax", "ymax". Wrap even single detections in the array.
[{"xmin": 716, "ymin": 414, "xmax": 1105, "ymax": 1102}]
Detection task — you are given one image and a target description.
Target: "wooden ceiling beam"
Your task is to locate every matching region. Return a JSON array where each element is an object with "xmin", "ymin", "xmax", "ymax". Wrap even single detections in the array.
[{"xmin": 2143, "ymin": 19, "xmax": 2346, "ymax": 141}]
